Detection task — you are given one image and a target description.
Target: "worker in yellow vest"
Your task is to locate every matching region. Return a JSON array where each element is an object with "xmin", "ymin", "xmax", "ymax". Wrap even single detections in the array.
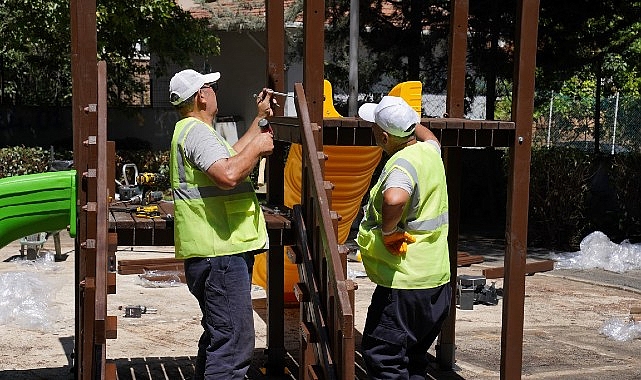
[
  {"xmin": 357, "ymin": 96, "xmax": 451, "ymax": 379},
  {"xmin": 169, "ymin": 68, "xmax": 274, "ymax": 380}
]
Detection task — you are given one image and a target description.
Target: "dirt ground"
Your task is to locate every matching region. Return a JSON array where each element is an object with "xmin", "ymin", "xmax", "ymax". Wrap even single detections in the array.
[{"xmin": 1, "ymin": 232, "xmax": 641, "ymax": 380}]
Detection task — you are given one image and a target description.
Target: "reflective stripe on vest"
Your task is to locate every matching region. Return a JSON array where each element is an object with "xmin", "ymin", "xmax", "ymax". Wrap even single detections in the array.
[{"xmin": 173, "ymin": 182, "xmax": 255, "ymax": 201}]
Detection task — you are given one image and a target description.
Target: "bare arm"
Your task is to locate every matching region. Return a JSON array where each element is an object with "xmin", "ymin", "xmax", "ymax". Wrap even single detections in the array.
[
  {"xmin": 415, "ymin": 123, "xmax": 440, "ymax": 147},
  {"xmin": 381, "ymin": 187, "xmax": 410, "ymax": 233},
  {"xmin": 205, "ymin": 132, "xmax": 273, "ymax": 190}
]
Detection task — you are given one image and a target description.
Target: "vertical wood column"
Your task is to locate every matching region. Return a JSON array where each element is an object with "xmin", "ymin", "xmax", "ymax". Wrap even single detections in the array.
[
  {"xmin": 437, "ymin": 0, "xmax": 468, "ymax": 369},
  {"xmin": 264, "ymin": 1, "xmax": 287, "ymax": 374},
  {"xmin": 70, "ymin": 0, "xmax": 98, "ymax": 377},
  {"xmin": 266, "ymin": 0, "xmax": 286, "ymax": 206},
  {"xmin": 303, "ymin": 0, "xmax": 325, "ymax": 129},
  {"xmin": 501, "ymin": 0, "xmax": 539, "ymax": 378}
]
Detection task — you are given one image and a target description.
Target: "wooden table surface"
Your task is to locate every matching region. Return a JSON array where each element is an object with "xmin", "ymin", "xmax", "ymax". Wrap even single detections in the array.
[{"xmin": 108, "ymin": 201, "xmax": 293, "ymax": 247}]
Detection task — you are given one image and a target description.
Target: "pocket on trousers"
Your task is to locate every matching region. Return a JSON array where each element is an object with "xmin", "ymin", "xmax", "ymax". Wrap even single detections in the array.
[
  {"xmin": 224, "ymin": 198, "xmax": 259, "ymax": 243},
  {"xmin": 369, "ymin": 322, "xmax": 407, "ymax": 347},
  {"xmin": 368, "ymin": 300, "xmax": 407, "ymax": 347}
]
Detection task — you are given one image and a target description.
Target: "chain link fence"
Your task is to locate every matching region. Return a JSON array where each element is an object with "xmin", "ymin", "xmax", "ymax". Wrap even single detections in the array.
[
  {"xmin": 533, "ymin": 92, "xmax": 641, "ymax": 154},
  {"xmin": 420, "ymin": 91, "xmax": 640, "ymax": 154}
]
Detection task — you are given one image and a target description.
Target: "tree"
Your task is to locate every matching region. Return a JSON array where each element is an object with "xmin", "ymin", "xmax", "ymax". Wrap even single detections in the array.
[
  {"xmin": 324, "ymin": 0, "xmax": 451, "ymax": 100},
  {"xmin": 0, "ymin": 0, "xmax": 220, "ymax": 106}
]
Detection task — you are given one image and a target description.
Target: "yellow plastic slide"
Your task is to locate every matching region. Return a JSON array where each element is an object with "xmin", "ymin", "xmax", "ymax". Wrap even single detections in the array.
[{"xmin": 252, "ymin": 80, "xmax": 423, "ymax": 298}]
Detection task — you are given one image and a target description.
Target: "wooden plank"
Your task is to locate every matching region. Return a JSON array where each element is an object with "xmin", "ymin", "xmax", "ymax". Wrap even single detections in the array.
[
  {"xmin": 457, "ymin": 252, "xmax": 485, "ymax": 267},
  {"xmin": 118, "ymin": 265, "xmax": 184, "ymax": 276},
  {"xmin": 105, "ymin": 361, "xmax": 117, "ymax": 380},
  {"xmin": 483, "ymin": 260, "xmax": 554, "ymax": 279},
  {"xmin": 118, "ymin": 264, "xmax": 183, "ymax": 274},
  {"xmin": 106, "ymin": 315, "xmax": 117, "ymax": 339},
  {"xmin": 119, "ymin": 257, "xmax": 182, "ymax": 265},
  {"xmin": 107, "ymin": 272, "xmax": 116, "ymax": 294}
]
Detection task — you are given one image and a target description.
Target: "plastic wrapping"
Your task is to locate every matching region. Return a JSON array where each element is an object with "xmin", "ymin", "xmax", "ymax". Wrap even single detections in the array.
[
  {"xmin": 600, "ymin": 317, "xmax": 641, "ymax": 341},
  {"xmin": 136, "ymin": 270, "xmax": 184, "ymax": 288},
  {"xmin": 0, "ymin": 271, "xmax": 60, "ymax": 332},
  {"xmin": 12, "ymin": 250, "xmax": 62, "ymax": 272},
  {"xmin": 551, "ymin": 231, "xmax": 641, "ymax": 273}
]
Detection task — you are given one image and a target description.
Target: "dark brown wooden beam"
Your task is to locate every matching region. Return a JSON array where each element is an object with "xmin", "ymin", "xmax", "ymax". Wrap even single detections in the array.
[
  {"xmin": 483, "ymin": 260, "xmax": 554, "ymax": 279},
  {"xmin": 303, "ymin": 0, "xmax": 325, "ymax": 128},
  {"xmin": 270, "ymin": 116, "xmax": 516, "ymax": 148},
  {"xmin": 439, "ymin": 0, "xmax": 469, "ymax": 369},
  {"xmin": 501, "ymin": 0, "xmax": 540, "ymax": 379}
]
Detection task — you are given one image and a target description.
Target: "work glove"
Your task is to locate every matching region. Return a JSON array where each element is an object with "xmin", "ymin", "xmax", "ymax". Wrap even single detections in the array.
[{"xmin": 382, "ymin": 228, "xmax": 416, "ymax": 256}]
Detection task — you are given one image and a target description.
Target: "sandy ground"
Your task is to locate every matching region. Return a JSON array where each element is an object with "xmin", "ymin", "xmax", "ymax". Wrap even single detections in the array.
[{"xmin": 1, "ymin": 232, "xmax": 641, "ymax": 379}]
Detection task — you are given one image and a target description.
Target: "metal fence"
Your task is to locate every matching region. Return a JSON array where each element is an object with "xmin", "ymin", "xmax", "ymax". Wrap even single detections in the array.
[
  {"xmin": 533, "ymin": 92, "xmax": 641, "ymax": 154},
  {"xmin": 420, "ymin": 91, "xmax": 640, "ymax": 154}
]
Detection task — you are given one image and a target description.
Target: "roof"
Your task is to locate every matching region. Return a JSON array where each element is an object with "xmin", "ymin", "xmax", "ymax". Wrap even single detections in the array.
[{"xmin": 178, "ymin": 0, "xmax": 301, "ymax": 31}]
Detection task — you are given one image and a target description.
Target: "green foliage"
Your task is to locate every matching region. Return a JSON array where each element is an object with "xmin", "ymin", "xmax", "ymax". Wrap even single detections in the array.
[
  {"xmin": 549, "ymin": 76, "xmax": 597, "ymax": 141},
  {"xmin": 536, "ymin": 1, "xmax": 641, "ymax": 90},
  {"xmin": 0, "ymin": 0, "xmax": 72, "ymax": 105},
  {"xmin": 324, "ymin": 0, "xmax": 451, "ymax": 96},
  {"xmin": 527, "ymin": 147, "xmax": 594, "ymax": 249},
  {"xmin": 525, "ymin": 148, "xmax": 641, "ymax": 249},
  {"xmin": 1, "ymin": 0, "xmax": 220, "ymax": 106},
  {"xmin": 0, "ymin": 146, "xmax": 50, "ymax": 178},
  {"xmin": 610, "ymin": 153, "xmax": 641, "ymax": 241}
]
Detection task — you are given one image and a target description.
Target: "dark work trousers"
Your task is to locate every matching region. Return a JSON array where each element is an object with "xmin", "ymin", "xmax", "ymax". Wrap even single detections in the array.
[
  {"xmin": 361, "ymin": 283, "xmax": 451, "ymax": 380},
  {"xmin": 184, "ymin": 253, "xmax": 255, "ymax": 380}
]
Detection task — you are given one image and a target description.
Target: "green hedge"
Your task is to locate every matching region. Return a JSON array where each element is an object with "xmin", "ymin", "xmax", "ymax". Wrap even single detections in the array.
[
  {"xmin": 0, "ymin": 146, "xmax": 50, "ymax": 177},
  {"xmin": 521, "ymin": 148, "xmax": 641, "ymax": 249}
]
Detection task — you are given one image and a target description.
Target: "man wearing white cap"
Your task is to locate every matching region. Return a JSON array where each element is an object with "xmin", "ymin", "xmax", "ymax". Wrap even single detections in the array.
[
  {"xmin": 357, "ymin": 96, "xmax": 451, "ymax": 379},
  {"xmin": 168, "ymin": 68, "xmax": 274, "ymax": 379}
]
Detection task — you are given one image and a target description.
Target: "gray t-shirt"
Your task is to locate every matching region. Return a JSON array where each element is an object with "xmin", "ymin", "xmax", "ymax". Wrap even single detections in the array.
[
  {"xmin": 182, "ymin": 122, "xmax": 230, "ymax": 172},
  {"xmin": 383, "ymin": 140, "xmax": 441, "ymax": 194}
]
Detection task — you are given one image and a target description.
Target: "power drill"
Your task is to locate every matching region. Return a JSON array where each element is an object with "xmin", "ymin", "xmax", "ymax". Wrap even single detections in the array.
[
  {"xmin": 136, "ymin": 172, "xmax": 164, "ymax": 186},
  {"xmin": 136, "ymin": 172, "xmax": 166, "ymax": 204}
]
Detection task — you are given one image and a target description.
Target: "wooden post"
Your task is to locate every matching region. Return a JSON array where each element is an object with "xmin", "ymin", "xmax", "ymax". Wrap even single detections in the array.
[
  {"xmin": 437, "ymin": 0, "xmax": 468, "ymax": 369},
  {"xmin": 501, "ymin": 0, "xmax": 539, "ymax": 378}
]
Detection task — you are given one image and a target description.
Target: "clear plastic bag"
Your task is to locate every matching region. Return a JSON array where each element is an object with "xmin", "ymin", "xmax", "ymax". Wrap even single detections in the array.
[
  {"xmin": 600, "ymin": 317, "xmax": 641, "ymax": 341},
  {"xmin": 551, "ymin": 231, "xmax": 641, "ymax": 273},
  {"xmin": 136, "ymin": 270, "xmax": 184, "ymax": 288},
  {"xmin": 0, "ymin": 272, "xmax": 60, "ymax": 332}
]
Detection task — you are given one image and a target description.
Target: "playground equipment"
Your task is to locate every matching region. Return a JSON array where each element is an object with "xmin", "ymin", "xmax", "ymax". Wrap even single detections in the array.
[
  {"xmin": 252, "ymin": 80, "xmax": 422, "ymax": 298},
  {"xmin": 286, "ymin": 80, "xmax": 423, "ymax": 244},
  {"xmin": 0, "ymin": 170, "xmax": 77, "ymax": 250},
  {"xmin": 68, "ymin": 0, "xmax": 539, "ymax": 378}
]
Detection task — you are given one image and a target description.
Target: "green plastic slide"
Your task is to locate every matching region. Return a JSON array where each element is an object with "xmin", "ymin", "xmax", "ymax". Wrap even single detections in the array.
[{"xmin": 0, "ymin": 170, "xmax": 77, "ymax": 249}]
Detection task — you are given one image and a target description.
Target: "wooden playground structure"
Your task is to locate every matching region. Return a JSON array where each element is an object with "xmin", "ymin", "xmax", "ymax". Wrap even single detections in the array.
[{"xmin": 70, "ymin": 0, "xmax": 539, "ymax": 379}]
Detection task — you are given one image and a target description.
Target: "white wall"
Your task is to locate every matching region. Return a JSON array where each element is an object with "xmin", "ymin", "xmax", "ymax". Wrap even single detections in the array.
[{"xmin": 153, "ymin": 30, "xmax": 304, "ymax": 135}]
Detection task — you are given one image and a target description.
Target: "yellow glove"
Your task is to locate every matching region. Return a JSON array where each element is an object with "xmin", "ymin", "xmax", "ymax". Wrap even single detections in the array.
[{"xmin": 382, "ymin": 228, "xmax": 416, "ymax": 256}]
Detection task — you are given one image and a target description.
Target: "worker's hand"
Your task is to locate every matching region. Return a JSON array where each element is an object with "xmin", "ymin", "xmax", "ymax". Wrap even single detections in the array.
[
  {"xmin": 256, "ymin": 88, "xmax": 274, "ymax": 119},
  {"xmin": 382, "ymin": 228, "xmax": 416, "ymax": 256},
  {"xmin": 253, "ymin": 129, "xmax": 274, "ymax": 156}
]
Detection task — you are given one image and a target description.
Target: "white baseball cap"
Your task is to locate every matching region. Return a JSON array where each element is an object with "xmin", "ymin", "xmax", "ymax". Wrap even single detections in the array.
[
  {"xmin": 358, "ymin": 96, "xmax": 420, "ymax": 137},
  {"xmin": 169, "ymin": 69, "xmax": 221, "ymax": 106}
]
